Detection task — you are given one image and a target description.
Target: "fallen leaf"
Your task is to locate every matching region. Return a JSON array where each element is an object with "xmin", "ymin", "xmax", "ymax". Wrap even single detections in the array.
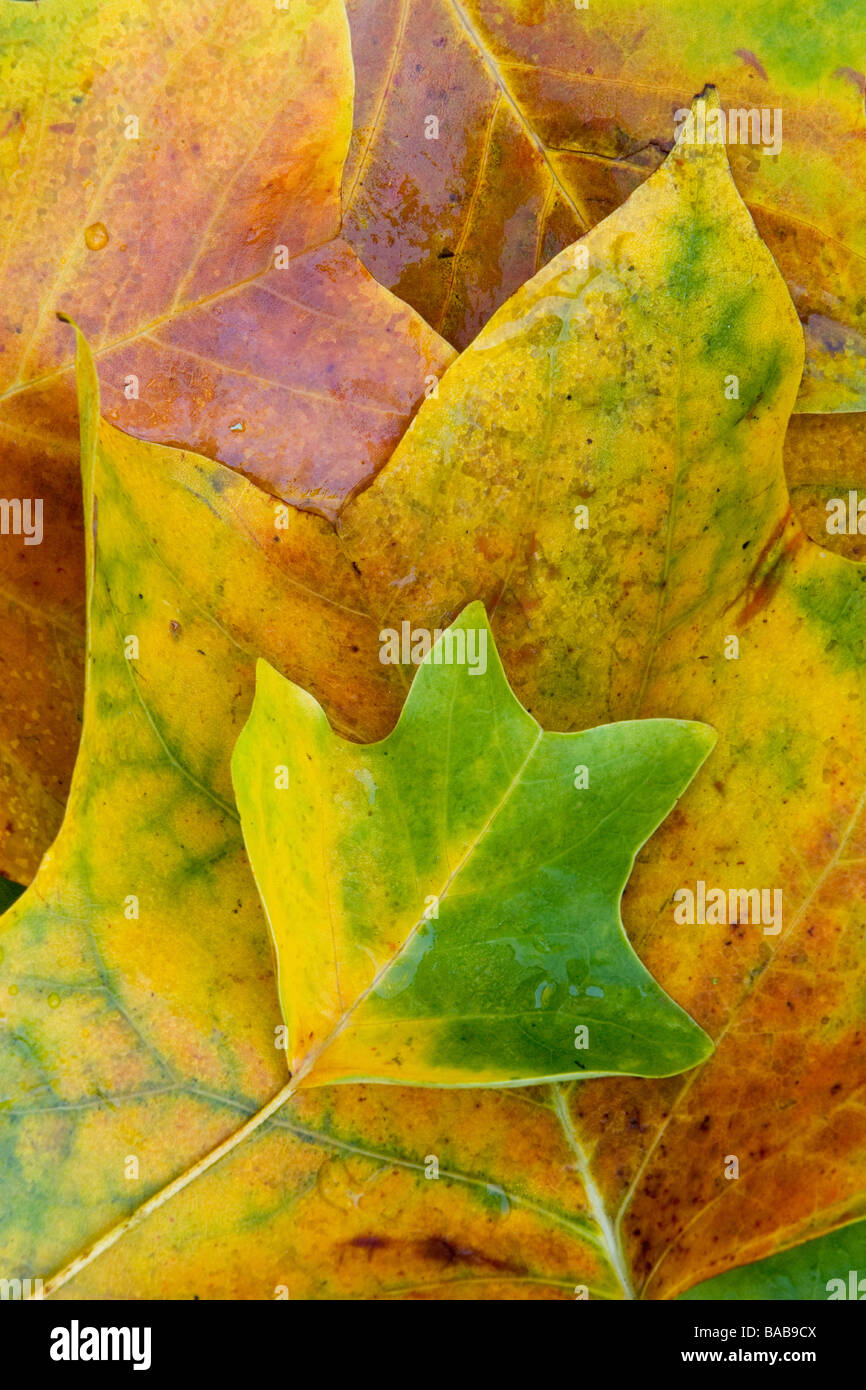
[
  {"xmin": 344, "ymin": 0, "xmax": 866, "ymax": 410},
  {"xmin": 0, "ymin": 0, "xmax": 452, "ymax": 880},
  {"xmin": 232, "ymin": 604, "xmax": 714, "ymax": 1088}
]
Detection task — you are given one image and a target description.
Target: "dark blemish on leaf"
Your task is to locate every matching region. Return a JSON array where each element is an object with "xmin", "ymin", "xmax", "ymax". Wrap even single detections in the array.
[
  {"xmin": 438, "ymin": 248, "xmax": 455, "ymax": 259},
  {"xmin": 699, "ymin": 1114, "xmax": 711, "ymax": 1131},
  {"xmin": 169, "ymin": 621, "xmax": 181, "ymax": 637},
  {"xmin": 417, "ymin": 1236, "xmax": 524, "ymax": 1274},
  {"xmin": 348, "ymin": 1234, "xmax": 390, "ymax": 1251},
  {"xmin": 834, "ymin": 66, "xmax": 866, "ymax": 98},
  {"xmin": 734, "ymin": 49, "xmax": 768, "ymax": 81},
  {"xmin": 729, "ymin": 508, "xmax": 803, "ymax": 627}
]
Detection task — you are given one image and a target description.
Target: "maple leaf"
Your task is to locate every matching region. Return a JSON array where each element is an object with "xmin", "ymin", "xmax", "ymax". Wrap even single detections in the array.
[
  {"xmin": 232, "ymin": 603, "xmax": 714, "ymax": 1088},
  {"xmin": 0, "ymin": 0, "xmax": 452, "ymax": 880}
]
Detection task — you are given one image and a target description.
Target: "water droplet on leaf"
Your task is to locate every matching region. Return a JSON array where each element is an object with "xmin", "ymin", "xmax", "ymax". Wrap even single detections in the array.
[{"xmin": 84, "ymin": 221, "xmax": 109, "ymax": 250}]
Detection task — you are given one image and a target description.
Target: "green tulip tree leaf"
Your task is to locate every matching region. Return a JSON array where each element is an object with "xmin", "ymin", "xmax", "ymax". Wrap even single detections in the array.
[{"xmin": 231, "ymin": 605, "xmax": 716, "ymax": 1090}]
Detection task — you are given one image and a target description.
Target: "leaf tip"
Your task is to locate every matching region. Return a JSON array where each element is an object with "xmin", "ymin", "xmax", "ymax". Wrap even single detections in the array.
[
  {"xmin": 454, "ymin": 597, "xmax": 490, "ymax": 630},
  {"xmin": 687, "ymin": 719, "xmax": 719, "ymax": 756},
  {"xmin": 692, "ymin": 82, "xmax": 720, "ymax": 110}
]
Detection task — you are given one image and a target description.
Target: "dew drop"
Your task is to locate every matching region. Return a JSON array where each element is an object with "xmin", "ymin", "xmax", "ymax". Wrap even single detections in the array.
[
  {"xmin": 534, "ymin": 980, "xmax": 554, "ymax": 1009},
  {"xmin": 47, "ymin": 993, "xmax": 60, "ymax": 1009},
  {"xmin": 8, "ymin": 983, "xmax": 18, "ymax": 995},
  {"xmin": 84, "ymin": 221, "xmax": 109, "ymax": 250}
]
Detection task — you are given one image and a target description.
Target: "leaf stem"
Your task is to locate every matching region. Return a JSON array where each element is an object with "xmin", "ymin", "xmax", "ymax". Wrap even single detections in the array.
[
  {"xmin": 37, "ymin": 1072, "xmax": 303, "ymax": 1299},
  {"xmin": 551, "ymin": 1085, "xmax": 636, "ymax": 1300}
]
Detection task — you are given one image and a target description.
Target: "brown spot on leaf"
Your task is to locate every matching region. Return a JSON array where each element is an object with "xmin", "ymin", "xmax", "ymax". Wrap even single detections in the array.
[
  {"xmin": 348, "ymin": 1234, "xmax": 390, "ymax": 1251},
  {"xmin": 834, "ymin": 67, "xmax": 866, "ymax": 98},
  {"xmin": 734, "ymin": 49, "xmax": 768, "ymax": 81},
  {"xmin": 417, "ymin": 1235, "xmax": 525, "ymax": 1274}
]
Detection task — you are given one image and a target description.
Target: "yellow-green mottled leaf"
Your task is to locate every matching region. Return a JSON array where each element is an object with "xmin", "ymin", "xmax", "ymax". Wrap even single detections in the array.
[
  {"xmin": 232, "ymin": 606, "xmax": 715, "ymax": 1089},
  {"xmin": 341, "ymin": 85, "xmax": 806, "ymax": 733},
  {"xmin": 345, "ymin": 0, "xmax": 866, "ymax": 413}
]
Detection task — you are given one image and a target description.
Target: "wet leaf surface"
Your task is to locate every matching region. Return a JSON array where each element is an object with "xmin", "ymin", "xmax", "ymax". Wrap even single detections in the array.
[{"xmin": 3, "ymin": 95, "xmax": 862, "ymax": 1299}]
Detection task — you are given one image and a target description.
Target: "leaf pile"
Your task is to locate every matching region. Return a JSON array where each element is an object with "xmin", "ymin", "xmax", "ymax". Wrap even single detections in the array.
[{"xmin": 0, "ymin": 2, "xmax": 865, "ymax": 1300}]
